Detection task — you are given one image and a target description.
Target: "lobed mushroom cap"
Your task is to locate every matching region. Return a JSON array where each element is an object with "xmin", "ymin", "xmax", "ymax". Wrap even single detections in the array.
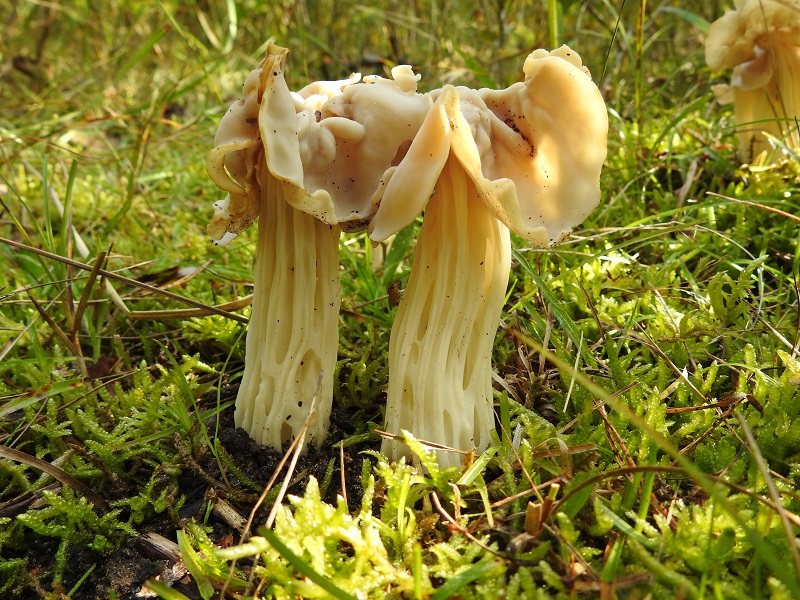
[
  {"xmin": 367, "ymin": 87, "xmax": 455, "ymax": 241},
  {"xmin": 370, "ymin": 45, "xmax": 608, "ymax": 246},
  {"xmin": 457, "ymin": 45, "xmax": 608, "ymax": 246},
  {"xmin": 704, "ymin": 0, "xmax": 800, "ymax": 160},
  {"xmin": 206, "ymin": 66, "xmax": 263, "ymax": 244},
  {"xmin": 207, "ymin": 43, "xmax": 435, "ymax": 243},
  {"xmin": 259, "ymin": 43, "xmax": 432, "ymax": 230}
]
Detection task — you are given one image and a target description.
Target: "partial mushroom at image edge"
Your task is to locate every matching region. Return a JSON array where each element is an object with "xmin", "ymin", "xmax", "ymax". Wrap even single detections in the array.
[{"xmin": 705, "ymin": 0, "xmax": 800, "ymax": 161}]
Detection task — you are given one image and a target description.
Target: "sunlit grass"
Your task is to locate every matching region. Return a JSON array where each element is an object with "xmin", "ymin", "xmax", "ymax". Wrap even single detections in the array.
[{"xmin": 1, "ymin": 1, "xmax": 800, "ymax": 598}]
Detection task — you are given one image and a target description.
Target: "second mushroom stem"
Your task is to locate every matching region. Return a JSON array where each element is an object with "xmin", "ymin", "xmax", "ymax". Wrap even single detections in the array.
[
  {"xmin": 234, "ymin": 173, "xmax": 342, "ymax": 449},
  {"xmin": 382, "ymin": 157, "xmax": 512, "ymax": 469}
]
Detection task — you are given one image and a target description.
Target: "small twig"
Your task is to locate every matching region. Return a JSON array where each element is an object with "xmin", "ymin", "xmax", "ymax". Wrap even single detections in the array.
[
  {"xmin": 136, "ymin": 532, "xmax": 182, "ymax": 563},
  {"xmin": 576, "ymin": 280, "xmax": 607, "ymax": 346},
  {"xmin": 525, "ymin": 483, "xmax": 560, "ymax": 536},
  {"xmin": 594, "ymin": 401, "xmax": 637, "ymax": 472},
  {"xmin": 0, "ymin": 482, "xmax": 61, "ymax": 518},
  {"xmin": 546, "ymin": 519, "xmax": 599, "ymax": 579},
  {"xmin": 706, "ymin": 192, "xmax": 800, "ymax": 224},
  {"xmin": 674, "ymin": 402, "xmax": 741, "ymax": 459},
  {"xmin": 27, "ymin": 292, "xmax": 87, "ymax": 376},
  {"xmin": 212, "ymin": 496, "xmax": 248, "ymax": 533},
  {"xmin": 529, "ymin": 443, "xmax": 597, "ymax": 463},
  {"xmin": 128, "ymin": 295, "xmax": 253, "ymax": 320},
  {"xmin": 675, "ymin": 159, "xmax": 698, "ymax": 207},
  {"xmin": 372, "ymin": 429, "xmax": 469, "ymax": 454},
  {"xmin": 665, "ymin": 392, "xmax": 746, "ymax": 414},
  {"xmin": 70, "ymin": 249, "xmax": 108, "ymax": 339},
  {"xmin": 757, "ymin": 313, "xmax": 797, "ymax": 354},
  {"xmin": 265, "ymin": 418, "xmax": 312, "ymax": 530},
  {"xmin": 631, "ymin": 326, "xmax": 709, "ymax": 403},
  {"xmin": 490, "ymin": 477, "xmax": 561, "ymax": 510}
]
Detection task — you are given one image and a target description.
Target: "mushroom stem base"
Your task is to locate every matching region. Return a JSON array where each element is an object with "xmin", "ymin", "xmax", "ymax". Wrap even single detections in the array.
[
  {"xmin": 382, "ymin": 158, "xmax": 511, "ymax": 468},
  {"xmin": 234, "ymin": 176, "xmax": 341, "ymax": 449}
]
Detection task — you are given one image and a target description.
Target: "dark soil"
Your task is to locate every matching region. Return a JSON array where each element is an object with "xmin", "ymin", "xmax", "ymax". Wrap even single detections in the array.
[{"xmin": 4, "ymin": 386, "xmax": 379, "ymax": 600}]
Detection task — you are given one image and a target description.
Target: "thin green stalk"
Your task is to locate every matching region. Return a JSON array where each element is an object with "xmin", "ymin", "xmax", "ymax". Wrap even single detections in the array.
[
  {"xmin": 628, "ymin": 540, "xmax": 700, "ymax": 599},
  {"xmin": 635, "ymin": 442, "xmax": 658, "ymax": 530},
  {"xmin": 413, "ymin": 542, "xmax": 423, "ymax": 600},
  {"xmin": 261, "ymin": 529, "xmax": 358, "ymax": 600},
  {"xmin": 547, "ymin": 0, "xmax": 560, "ymax": 48},
  {"xmin": 635, "ymin": 0, "xmax": 648, "ymax": 142},
  {"xmin": 429, "ymin": 557, "xmax": 500, "ymax": 600}
]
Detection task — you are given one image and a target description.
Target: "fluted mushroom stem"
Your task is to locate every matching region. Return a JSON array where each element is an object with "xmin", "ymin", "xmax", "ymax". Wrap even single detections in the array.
[
  {"xmin": 234, "ymin": 174, "xmax": 341, "ymax": 449},
  {"xmin": 772, "ymin": 43, "xmax": 800, "ymax": 152},
  {"xmin": 734, "ymin": 37, "xmax": 800, "ymax": 160},
  {"xmin": 382, "ymin": 158, "xmax": 511, "ymax": 468}
]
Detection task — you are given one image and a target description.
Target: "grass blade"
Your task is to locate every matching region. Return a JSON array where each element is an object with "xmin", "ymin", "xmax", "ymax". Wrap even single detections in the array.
[
  {"xmin": 0, "ymin": 446, "xmax": 108, "ymax": 511},
  {"xmin": 143, "ymin": 579, "xmax": 191, "ymax": 600},
  {"xmin": 260, "ymin": 528, "xmax": 358, "ymax": 600},
  {"xmin": 429, "ymin": 557, "xmax": 499, "ymax": 600}
]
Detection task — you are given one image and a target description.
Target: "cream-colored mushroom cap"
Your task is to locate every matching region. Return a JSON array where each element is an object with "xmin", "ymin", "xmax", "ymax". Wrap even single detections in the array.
[
  {"xmin": 461, "ymin": 45, "xmax": 608, "ymax": 246},
  {"xmin": 705, "ymin": 0, "xmax": 800, "ymax": 160},
  {"xmin": 370, "ymin": 45, "xmax": 608, "ymax": 246},
  {"xmin": 206, "ymin": 66, "xmax": 263, "ymax": 244},
  {"xmin": 206, "ymin": 43, "xmax": 434, "ymax": 243},
  {"xmin": 259, "ymin": 43, "xmax": 433, "ymax": 230},
  {"xmin": 367, "ymin": 87, "xmax": 455, "ymax": 241}
]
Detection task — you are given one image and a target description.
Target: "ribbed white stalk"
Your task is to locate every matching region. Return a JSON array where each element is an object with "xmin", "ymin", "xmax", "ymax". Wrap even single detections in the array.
[
  {"xmin": 735, "ymin": 34, "xmax": 800, "ymax": 160},
  {"xmin": 769, "ymin": 38, "xmax": 800, "ymax": 153},
  {"xmin": 382, "ymin": 158, "xmax": 511, "ymax": 468},
  {"xmin": 234, "ymin": 173, "xmax": 341, "ymax": 449}
]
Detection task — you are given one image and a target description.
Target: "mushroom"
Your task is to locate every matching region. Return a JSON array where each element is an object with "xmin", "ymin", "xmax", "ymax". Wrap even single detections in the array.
[
  {"xmin": 370, "ymin": 46, "xmax": 608, "ymax": 468},
  {"xmin": 705, "ymin": 0, "xmax": 800, "ymax": 160},
  {"xmin": 207, "ymin": 44, "xmax": 432, "ymax": 449}
]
